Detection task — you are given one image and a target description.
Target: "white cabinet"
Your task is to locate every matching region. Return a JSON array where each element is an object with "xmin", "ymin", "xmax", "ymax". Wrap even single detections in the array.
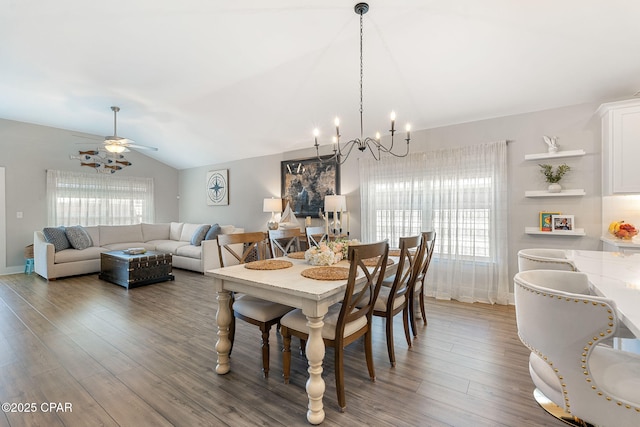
[{"xmin": 598, "ymin": 99, "xmax": 640, "ymax": 194}]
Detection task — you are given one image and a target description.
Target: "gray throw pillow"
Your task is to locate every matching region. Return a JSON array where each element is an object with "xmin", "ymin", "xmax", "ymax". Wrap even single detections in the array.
[
  {"xmin": 42, "ymin": 226, "xmax": 71, "ymax": 252},
  {"xmin": 65, "ymin": 225, "xmax": 93, "ymax": 250},
  {"xmin": 205, "ymin": 223, "xmax": 222, "ymax": 241},
  {"xmin": 190, "ymin": 224, "xmax": 211, "ymax": 246}
]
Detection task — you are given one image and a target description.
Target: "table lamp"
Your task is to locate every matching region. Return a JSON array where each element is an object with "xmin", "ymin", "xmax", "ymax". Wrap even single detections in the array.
[
  {"xmin": 263, "ymin": 198, "xmax": 283, "ymax": 230},
  {"xmin": 324, "ymin": 195, "xmax": 347, "ymax": 234}
]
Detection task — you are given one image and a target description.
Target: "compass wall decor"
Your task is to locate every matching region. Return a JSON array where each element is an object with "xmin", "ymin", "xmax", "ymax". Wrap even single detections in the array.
[{"xmin": 206, "ymin": 169, "xmax": 229, "ymax": 206}]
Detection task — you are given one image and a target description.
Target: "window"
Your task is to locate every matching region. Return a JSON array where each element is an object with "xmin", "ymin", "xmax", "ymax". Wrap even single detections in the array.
[
  {"xmin": 46, "ymin": 170, "xmax": 154, "ymax": 226},
  {"xmin": 360, "ymin": 141, "xmax": 508, "ymax": 304}
]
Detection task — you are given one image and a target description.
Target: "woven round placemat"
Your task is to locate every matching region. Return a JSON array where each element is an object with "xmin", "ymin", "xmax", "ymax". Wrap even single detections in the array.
[
  {"xmin": 301, "ymin": 266, "xmax": 350, "ymax": 281},
  {"xmin": 388, "ymin": 249, "xmax": 401, "ymax": 257},
  {"xmin": 362, "ymin": 257, "xmax": 395, "ymax": 267},
  {"xmin": 244, "ymin": 259, "xmax": 293, "ymax": 270},
  {"xmin": 287, "ymin": 251, "xmax": 306, "ymax": 259}
]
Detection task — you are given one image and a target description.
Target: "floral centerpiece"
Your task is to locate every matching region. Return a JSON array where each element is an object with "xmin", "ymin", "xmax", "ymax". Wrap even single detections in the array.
[{"xmin": 304, "ymin": 238, "xmax": 360, "ymax": 266}]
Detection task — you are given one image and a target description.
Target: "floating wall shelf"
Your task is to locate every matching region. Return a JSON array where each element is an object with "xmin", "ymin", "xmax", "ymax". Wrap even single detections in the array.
[
  {"xmin": 525, "ymin": 227, "xmax": 586, "ymax": 236},
  {"xmin": 524, "ymin": 149, "xmax": 586, "ymax": 161},
  {"xmin": 525, "ymin": 189, "xmax": 586, "ymax": 197}
]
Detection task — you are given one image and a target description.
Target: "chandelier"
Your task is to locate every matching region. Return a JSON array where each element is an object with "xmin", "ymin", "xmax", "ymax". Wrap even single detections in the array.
[{"xmin": 314, "ymin": 2, "xmax": 411, "ymax": 165}]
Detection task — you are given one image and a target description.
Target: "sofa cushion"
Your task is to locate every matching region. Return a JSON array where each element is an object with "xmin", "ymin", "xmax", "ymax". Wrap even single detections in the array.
[
  {"xmin": 65, "ymin": 225, "xmax": 93, "ymax": 250},
  {"xmin": 100, "ymin": 224, "xmax": 144, "ymax": 246},
  {"xmin": 84, "ymin": 226, "xmax": 100, "ymax": 247},
  {"xmin": 190, "ymin": 224, "xmax": 211, "ymax": 246},
  {"xmin": 205, "ymin": 223, "xmax": 222, "ymax": 240},
  {"xmin": 142, "ymin": 223, "xmax": 170, "ymax": 242},
  {"xmin": 149, "ymin": 240, "xmax": 190, "ymax": 253},
  {"xmin": 170, "ymin": 222, "xmax": 184, "ymax": 241},
  {"xmin": 176, "ymin": 244, "xmax": 202, "ymax": 259},
  {"xmin": 180, "ymin": 223, "xmax": 207, "ymax": 242},
  {"xmin": 54, "ymin": 246, "xmax": 106, "ymax": 263},
  {"xmin": 101, "ymin": 242, "xmax": 156, "ymax": 251},
  {"xmin": 43, "ymin": 226, "xmax": 71, "ymax": 252}
]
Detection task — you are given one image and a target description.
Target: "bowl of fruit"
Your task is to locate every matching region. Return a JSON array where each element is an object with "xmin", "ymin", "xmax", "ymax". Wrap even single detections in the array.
[{"xmin": 608, "ymin": 220, "xmax": 639, "ymax": 240}]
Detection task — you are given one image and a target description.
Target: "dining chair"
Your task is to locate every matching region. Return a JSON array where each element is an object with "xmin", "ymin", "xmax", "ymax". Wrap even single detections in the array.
[
  {"xmin": 305, "ymin": 226, "xmax": 327, "ymax": 248},
  {"xmin": 517, "ymin": 248, "xmax": 576, "ymax": 272},
  {"xmin": 372, "ymin": 235, "xmax": 421, "ymax": 367},
  {"xmin": 410, "ymin": 231, "xmax": 436, "ymax": 337},
  {"xmin": 281, "ymin": 241, "xmax": 389, "ymax": 412},
  {"xmin": 268, "ymin": 228, "xmax": 301, "ymax": 258},
  {"xmin": 216, "ymin": 232, "xmax": 294, "ymax": 378},
  {"xmin": 514, "ymin": 269, "xmax": 640, "ymax": 427}
]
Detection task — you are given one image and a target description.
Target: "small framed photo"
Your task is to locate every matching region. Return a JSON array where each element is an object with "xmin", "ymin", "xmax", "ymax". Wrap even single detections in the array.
[
  {"xmin": 551, "ymin": 214, "xmax": 574, "ymax": 232},
  {"xmin": 539, "ymin": 211, "xmax": 561, "ymax": 232}
]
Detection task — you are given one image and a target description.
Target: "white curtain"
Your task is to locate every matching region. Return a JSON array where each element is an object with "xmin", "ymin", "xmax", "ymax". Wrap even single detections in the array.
[
  {"xmin": 360, "ymin": 141, "xmax": 509, "ymax": 304},
  {"xmin": 46, "ymin": 170, "xmax": 154, "ymax": 226}
]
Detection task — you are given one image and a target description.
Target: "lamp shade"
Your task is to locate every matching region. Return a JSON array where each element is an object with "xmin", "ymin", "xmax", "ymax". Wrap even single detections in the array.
[
  {"xmin": 263, "ymin": 198, "xmax": 283, "ymax": 213},
  {"xmin": 324, "ymin": 195, "xmax": 346, "ymax": 212}
]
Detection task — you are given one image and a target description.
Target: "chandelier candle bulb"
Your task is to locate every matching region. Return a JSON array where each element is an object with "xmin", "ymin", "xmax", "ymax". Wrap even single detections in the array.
[
  {"xmin": 406, "ymin": 124, "xmax": 411, "ymax": 140},
  {"xmin": 390, "ymin": 111, "xmax": 396, "ymax": 131}
]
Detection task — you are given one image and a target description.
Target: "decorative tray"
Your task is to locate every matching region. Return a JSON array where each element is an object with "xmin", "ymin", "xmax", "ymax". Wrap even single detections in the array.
[
  {"xmin": 123, "ymin": 248, "xmax": 147, "ymax": 255},
  {"xmin": 301, "ymin": 266, "xmax": 350, "ymax": 281},
  {"xmin": 244, "ymin": 259, "xmax": 293, "ymax": 270}
]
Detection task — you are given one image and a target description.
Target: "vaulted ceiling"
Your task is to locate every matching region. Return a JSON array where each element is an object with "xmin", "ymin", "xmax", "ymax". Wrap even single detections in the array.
[{"xmin": 2, "ymin": 1, "xmax": 640, "ymax": 169}]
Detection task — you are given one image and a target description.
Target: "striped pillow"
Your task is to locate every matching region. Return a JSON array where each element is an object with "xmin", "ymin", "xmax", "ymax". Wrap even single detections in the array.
[{"xmin": 42, "ymin": 226, "xmax": 71, "ymax": 252}]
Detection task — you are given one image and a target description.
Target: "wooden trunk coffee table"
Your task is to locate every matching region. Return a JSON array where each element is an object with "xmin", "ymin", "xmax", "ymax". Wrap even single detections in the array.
[{"xmin": 99, "ymin": 250, "xmax": 174, "ymax": 289}]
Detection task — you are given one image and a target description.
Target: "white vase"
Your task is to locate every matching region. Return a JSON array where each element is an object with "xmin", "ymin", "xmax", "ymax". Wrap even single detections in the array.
[{"xmin": 548, "ymin": 183, "xmax": 562, "ymax": 193}]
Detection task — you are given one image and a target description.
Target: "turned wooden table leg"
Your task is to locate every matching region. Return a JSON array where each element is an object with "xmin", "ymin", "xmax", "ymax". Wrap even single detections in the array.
[
  {"xmin": 305, "ymin": 315, "xmax": 326, "ymax": 425},
  {"xmin": 215, "ymin": 289, "xmax": 232, "ymax": 375}
]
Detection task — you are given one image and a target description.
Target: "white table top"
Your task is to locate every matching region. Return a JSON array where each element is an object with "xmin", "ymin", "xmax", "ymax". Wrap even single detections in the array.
[
  {"xmin": 207, "ymin": 256, "xmax": 399, "ymax": 316},
  {"xmin": 566, "ymin": 250, "xmax": 640, "ymax": 337}
]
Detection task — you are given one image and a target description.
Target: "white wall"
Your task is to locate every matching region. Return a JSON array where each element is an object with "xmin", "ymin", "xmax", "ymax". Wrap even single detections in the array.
[
  {"xmin": 179, "ymin": 101, "xmax": 604, "ymax": 293},
  {"xmin": 0, "ymin": 118, "xmax": 179, "ymax": 273}
]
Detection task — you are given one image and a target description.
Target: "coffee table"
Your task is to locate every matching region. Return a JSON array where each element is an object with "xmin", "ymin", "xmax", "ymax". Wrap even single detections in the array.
[{"xmin": 99, "ymin": 250, "xmax": 174, "ymax": 289}]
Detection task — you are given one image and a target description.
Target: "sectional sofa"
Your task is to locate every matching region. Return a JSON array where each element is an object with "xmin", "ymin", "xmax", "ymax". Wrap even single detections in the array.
[{"xmin": 33, "ymin": 222, "xmax": 239, "ymax": 280}]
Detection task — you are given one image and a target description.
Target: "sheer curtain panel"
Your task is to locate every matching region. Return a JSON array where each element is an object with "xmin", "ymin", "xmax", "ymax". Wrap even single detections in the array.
[
  {"xmin": 360, "ymin": 141, "xmax": 508, "ymax": 304},
  {"xmin": 47, "ymin": 169, "xmax": 154, "ymax": 226}
]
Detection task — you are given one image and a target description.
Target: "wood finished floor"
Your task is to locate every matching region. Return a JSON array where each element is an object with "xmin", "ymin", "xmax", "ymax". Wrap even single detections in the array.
[{"xmin": 0, "ymin": 269, "xmax": 564, "ymax": 427}]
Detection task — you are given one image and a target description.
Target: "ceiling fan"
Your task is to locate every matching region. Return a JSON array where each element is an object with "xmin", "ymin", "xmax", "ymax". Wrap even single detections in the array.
[{"xmin": 77, "ymin": 106, "xmax": 158, "ymax": 153}]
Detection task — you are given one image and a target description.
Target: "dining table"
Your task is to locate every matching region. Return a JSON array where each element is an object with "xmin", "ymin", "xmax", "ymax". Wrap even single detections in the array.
[
  {"xmin": 206, "ymin": 254, "xmax": 399, "ymax": 425},
  {"xmin": 565, "ymin": 250, "xmax": 640, "ymax": 339}
]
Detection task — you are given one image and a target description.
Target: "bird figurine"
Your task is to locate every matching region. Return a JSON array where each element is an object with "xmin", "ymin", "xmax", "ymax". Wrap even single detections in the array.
[{"xmin": 543, "ymin": 136, "xmax": 559, "ymax": 153}]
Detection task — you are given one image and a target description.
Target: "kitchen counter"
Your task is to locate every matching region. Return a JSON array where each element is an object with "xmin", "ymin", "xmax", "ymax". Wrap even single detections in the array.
[{"xmin": 601, "ymin": 235, "xmax": 640, "ymax": 254}]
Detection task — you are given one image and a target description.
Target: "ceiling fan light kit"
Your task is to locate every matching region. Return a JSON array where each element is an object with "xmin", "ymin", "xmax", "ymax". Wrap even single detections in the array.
[{"xmin": 313, "ymin": 2, "xmax": 411, "ymax": 165}]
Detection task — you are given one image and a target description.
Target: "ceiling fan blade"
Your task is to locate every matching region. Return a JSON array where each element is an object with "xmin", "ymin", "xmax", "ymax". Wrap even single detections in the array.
[{"xmin": 126, "ymin": 143, "xmax": 158, "ymax": 151}]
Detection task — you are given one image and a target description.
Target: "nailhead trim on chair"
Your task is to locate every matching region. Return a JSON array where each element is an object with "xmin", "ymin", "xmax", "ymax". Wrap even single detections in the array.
[
  {"xmin": 519, "ymin": 255, "xmax": 577, "ymax": 271},
  {"xmin": 517, "ymin": 282, "xmax": 640, "ymax": 414}
]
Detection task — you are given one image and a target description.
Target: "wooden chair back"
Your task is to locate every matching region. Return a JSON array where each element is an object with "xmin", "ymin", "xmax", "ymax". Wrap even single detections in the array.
[
  {"xmin": 306, "ymin": 226, "xmax": 327, "ymax": 247},
  {"xmin": 268, "ymin": 229, "xmax": 301, "ymax": 258},
  {"xmin": 337, "ymin": 241, "xmax": 389, "ymax": 344},
  {"xmin": 387, "ymin": 235, "xmax": 422, "ymax": 307},
  {"xmin": 415, "ymin": 231, "xmax": 436, "ymax": 287},
  {"xmin": 216, "ymin": 232, "xmax": 268, "ymax": 267}
]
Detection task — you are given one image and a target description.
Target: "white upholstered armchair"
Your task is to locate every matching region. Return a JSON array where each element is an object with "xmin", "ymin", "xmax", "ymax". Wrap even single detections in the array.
[
  {"xmin": 517, "ymin": 248, "xmax": 576, "ymax": 272},
  {"xmin": 514, "ymin": 269, "xmax": 640, "ymax": 427}
]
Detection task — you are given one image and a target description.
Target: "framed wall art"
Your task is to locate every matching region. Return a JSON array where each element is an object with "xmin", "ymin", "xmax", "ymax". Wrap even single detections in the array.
[
  {"xmin": 281, "ymin": 155, "xmax": 340, "ymax": 218},
  {"xmin": 551, "ymin": 214, "xmax": 574, "ymax": 232},
  {"xmin": 539, "ymin": 211, "xmax": 561, "ymax": 232},
  {"xmin": 206, "ymin": 169, "xmax": 229, "ymax": 206}
]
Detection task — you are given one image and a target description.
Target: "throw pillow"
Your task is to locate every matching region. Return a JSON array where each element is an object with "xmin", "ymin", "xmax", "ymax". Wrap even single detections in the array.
[
  {"xmin": 65, "ymin": 225, "xmax": 93, "ymax": 250},
  {"xmin": 42, "ymin": 226, "xmax": 71, "ymax": 252},
  {"xmin": 190, "ymin": 224, "xmax": 211, "ymax": 246},
  {"xmin": 205, "ymin": 223, "xmax": 222, "ymax": 240}
]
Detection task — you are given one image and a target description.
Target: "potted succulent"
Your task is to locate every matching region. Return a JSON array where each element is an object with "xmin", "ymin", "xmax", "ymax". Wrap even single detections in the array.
[{"xmin": 539, "ymin": 163, "xmax": 571, "ymax": 193}]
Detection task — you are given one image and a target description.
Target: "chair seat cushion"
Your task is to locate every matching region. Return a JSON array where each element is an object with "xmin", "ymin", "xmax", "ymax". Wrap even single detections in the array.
[
  {"xmin": 374, "ymin": 286, "xmax": 405, "ymax": 311},
  {"xmin": 529, "ymin": 352, "xmax": 563, "ymax": 407},
  {"xmin": 233, "ymin": 296, "xmax": 293, "ymax": 322},
  {"xmin": 281, "ymin": 304, "xmax": 367, "ymax": 341},
  {"xmin": 590, "ymin": 345, "xmax": 640, "ymax": 405}
]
